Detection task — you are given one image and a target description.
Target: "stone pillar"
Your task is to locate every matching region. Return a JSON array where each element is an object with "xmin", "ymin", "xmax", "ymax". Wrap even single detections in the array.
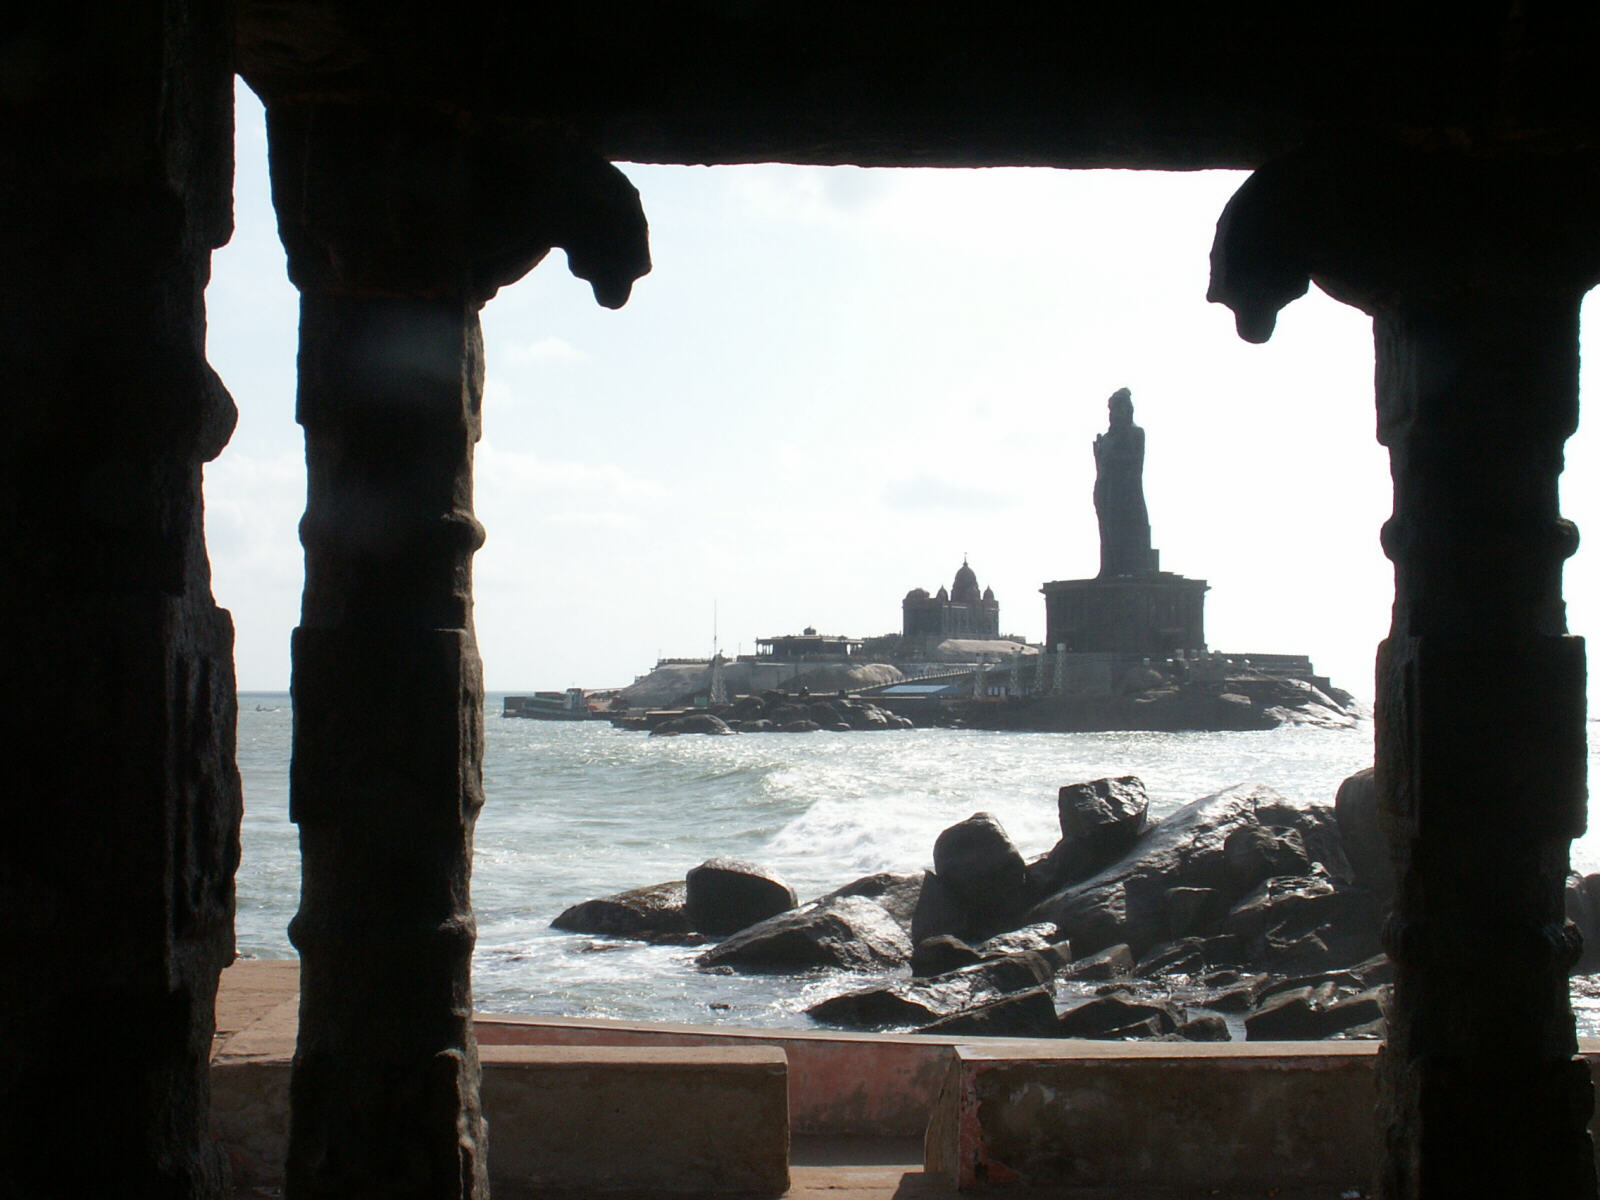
[
  {"xmin": 0, "ymin": 2, "xmax": 241, "ymax": 1196},
  {"xmin": 266, "ymin": 100, "xmax": 648, "ymax": 1199},
  {"xmin": 1210, "ymin": 143, "xmax": 1600, "ymax": 1198}
]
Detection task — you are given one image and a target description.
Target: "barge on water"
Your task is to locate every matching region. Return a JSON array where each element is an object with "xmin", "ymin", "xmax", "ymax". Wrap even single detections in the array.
[{"xmin": 503, "ymin": 688, "xmax": 596, "ymax": 721}]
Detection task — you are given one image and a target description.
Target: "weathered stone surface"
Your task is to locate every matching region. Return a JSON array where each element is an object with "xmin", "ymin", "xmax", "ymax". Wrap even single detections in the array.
[
  {"xmin": 1059, "ymin": 944, "xmax": 1134, "ymax": 981},
  {"xmin": 1334, "ymin": 766, "xmax": 1391, "ymax": 900},
  {"xmin": 778, "ymin": 719, "xmax": 823, "ymax": 733},
  {"xmin": 685, "ymin": 858, "xmax": 797, "ymax": 937},
  {"xmin": 911, "ymin": 935, "xmax": 981, "ymax": 978},
  {"xmin": 917, "ymin": 987, "xmax": 1059, "ymax": 1037},
  {"xmin": 651, "ymin": 712, "xmax": 735, "ymax": 737},
  {"xmin": 819, "ymin": 871, "xmax": 925, "ymax": 933},
  {"xmin": 1057, "ymin": 775, "xmax": 1149, "ymax": 866},
  {"xmin": 696, "ymin": 895, "xmax": 911, "ymax": 972},
  {"xmin": 1244, "ymin": 985, "xmax": 1388, "ymax": 1041},
  {"xmin": 1056, "ymin": 994, "xmax": 1179, "ymax": 1039},
  {"xmin": 910, "ymin": 870, "xmax": 986, "ymax": 945},
  {"xmin": 1135, "ymin": 938, "xmax": 1208, "ymax": 977},
  {"xmin": 807, "ymin": 953, "xmax": 1053, "ymax": 1029},
  {"xmin": 973, "ymin": 922, "xmax": 1062, "ymax": 959},
  {"xmin": 1222, "ymin": 825, "xmax": 1310, "ymax": 894},
  {"xmin": 1173, "ymin": 1014, "xmax": 1231, "ymax": 1041},
  {"xmin": 932, "ymin": 812, "xmax": 1028, "ymax": 927},
  {"xmin": 551, "ymin": 881, "xmax": 697, "ymax": 942},
  {"xmin": 1029, "ymin": 784, "xmax": 1359, "ymax": 958}
]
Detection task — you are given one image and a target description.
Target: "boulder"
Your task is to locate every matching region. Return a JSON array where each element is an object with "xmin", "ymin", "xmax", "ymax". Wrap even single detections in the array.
[
  {"xmin": 696, "ymin": 894, "xmax": 911, "ymax": 972},
  {"xmin": 933, "ymin": 812, "xmax": 1028, "ymax": 927},
  {"xmin": 1334, "ymin": 767, "xmax": 1392, "ymax": 899},
  {"xmin": 550, "ymin": 881, "xmax": 699, "ymax": 944},
  {"xmin": 911, "ymin": 869, "xmax": 989, "ymax": 946},
  {"xmin": 912, "ymin": 935, "xmax": 982, "ymax": 978},
  {"xmin": 1057, "ymin": 775, "xmax": 1150, "ymax": 868},
  {"xmin": 974, "ymin": 922, "xmax": 1062, "ymax": 959},
  {"xmin": 1135, "ymin": 938, "xmax": 1208, "ymax": 978},
  {"xmin": 1173, "ymin": 1014, "xmax": 1231, "ymax": 1042},
  {"xmin": 1028, "ymin": 783, "xmax": 1355, "ymax": 958},
  {"xmin": 685, "ymin": 858, "xmax": 798, "ymax": 937},
  {"xmin": 1245, "ymin": 985, "xmax": 1388, "ymax": 1040},
  {"xmin": 651, "ymin": 712, "xmax": 735, "ymax": 736},
  {"xmin": 917, "ymin": 987, "xmax": 1059, "ymax": 1037},
  {"xmin": 729, "ymin": 694, "xmax": 766, "ymax": 720},
  {"xmin": 1057, "ymin": 994, "xmax": 1179, "ymax": 1039},
  {"xmin": 819, "ymin": 871, "xmax": 925, "ymax": 934},
  {"xmin": 732, "ymin": 718, "xmax": 774, "ymax": 732},
  {"xmin": 1058, "ymin": 943, "xmax": 1133, "ymax": 981},
  {"xmin": 778, "ymin": 719, "xmax": 823, "ymax": 733},
  {"xmin": 1222, "ymin": 825, "xmax": 1310, "ymax": 894},
  {"xmin": 807, "ymin": 953, "xmax": 1053, "ymax": 1030}
]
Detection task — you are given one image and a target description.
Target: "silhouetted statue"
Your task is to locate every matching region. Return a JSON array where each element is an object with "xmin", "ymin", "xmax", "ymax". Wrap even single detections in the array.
[{"xmin": 1093, "ymin": 388, "xmax": 1155, "ymax": 577}]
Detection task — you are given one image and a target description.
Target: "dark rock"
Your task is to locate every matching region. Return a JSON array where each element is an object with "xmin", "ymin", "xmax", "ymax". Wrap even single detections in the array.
[
  {"xmin": 651, "ymin": 712, "xmax": 735, "ymax": 736},
  {"xmin": 846, "ymin": 704, "xmax": 892, "ymax": 730},
  {"xmin": 1057, "ymin": 994, "xmax": 1179, "ymax": 1039},
  {"xmin": 1199, "ymin": 979, "xmax": 1262, "ymax": 1013},
  {"xmin": 819, "ymin": 871, "xmax": 925, "ymax": 933},
  {"xmin": 1224, "ymin": 873, "xmax": 1337, "ymax": 942},
  {"xmin": 1135, "ymin": 938, "xmax": 1207, "ymax": 977},
  {"xmin": 1029, "ymin": 783, "xmax": 1324, "ymax": 957},
  {"xmin": 806, "ymin": 701, "xmax": 845, "ymax": 725},
  {"xmin": 1335, "ymin": 767, "xmax": 1392, "ymax": 899},
  {"xmin": 685, "ymin": 857, "xmax": 798, "ymax": 937},
  {"xmin": 807, "ymin": 953, "xmax": 1052, "ymax": 1029},
  {"xmin": 551, "ymin": 880, "xmax": 697, "ymax": 943},
  {"xmin": 911, "ymin": 869, "xmax": 987, "ymax": 945},
  {"xmin": 933, "ymin": 812, "xmax": 1028, "ymax": 927},
  {"xmin": 1164, "ymin": 886, "xmax": 1230, "ymax": 939},
  {"xmin": 767, "ymin": 704, "xmax": 807, "ymax": 725},
  {"xmin": 1347, "ymin": 953, "xmax": 1393, "ymax": 987},
  {"xmin": 917, "ymin": 987, "xmax": 1060, "ymax": 1037},
  {"xmin": 1174, "ymin": 1014, "xmax": 1231, "ymax": 1041},
  {"xmin": 912, "ymin": 935, "xmax": 982, "ymax": 978},
  {"xmin": 1056, "ymin": 775, "xmax": 1149, "ymax": 866},
  {"xmin": 974, "ymin": 922, "xmax": 1061, "ymax": 959},
  {"xmin": 732, "ymin": 718, "xmax": 774, "ymax": 732},
  {"xmin": 729, "ymin": 694, "xmax": 766, "ymax": 720},
  {"xmin": 1058, "ymin": 943, "xmax": 1134, "ymax": 981},
  {"xmin": 1245, "ymin": 985, "xmax": 1389, "ymax": 1040},
  {"xmin": 696, "ymin": 894, "xmax": 911, "ymax": 972},
  {"xmin": 1243, "ymin": 988, "xmax": 1321, "ymax": 1039},
  {"xmin": 1222, "ymin": 825, "xmax": 1311, "ymax": 894},
  {"xmin": 1323, "ymin": 988, "xmax": 1388, "ymax": 1037},
  {"xmin": 777, "ymin": 719, "xmax": 823, "ymax": 733}
]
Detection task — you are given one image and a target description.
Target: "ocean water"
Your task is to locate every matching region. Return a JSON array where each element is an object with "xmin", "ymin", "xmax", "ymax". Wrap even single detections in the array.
[{"xmin": 235, "ymin": 695, "xmax": 1600, "ymax": 1031}]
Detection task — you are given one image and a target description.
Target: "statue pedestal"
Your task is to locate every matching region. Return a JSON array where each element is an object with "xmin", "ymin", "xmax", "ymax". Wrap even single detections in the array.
[{"xmin": 1041, "ymin": 573, "xmax": 1208, "ymax": 656}]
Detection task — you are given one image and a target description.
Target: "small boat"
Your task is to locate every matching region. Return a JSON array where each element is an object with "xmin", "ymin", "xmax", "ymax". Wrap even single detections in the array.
[{"xmin": 502, "ymin": 688, "xmax": 596, "ymax": 721}]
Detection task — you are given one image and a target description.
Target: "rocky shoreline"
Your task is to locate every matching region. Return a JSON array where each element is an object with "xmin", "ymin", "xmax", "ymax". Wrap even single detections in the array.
[{"xmin": 552, "ymin": 767, "xmax": 1600, "ymax": 1041}]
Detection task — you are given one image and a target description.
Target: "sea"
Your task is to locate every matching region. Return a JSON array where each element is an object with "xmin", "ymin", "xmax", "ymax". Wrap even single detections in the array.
[{"xmin": 235, "ymin": 695, "xmax": 1600, "ymax": 1033}]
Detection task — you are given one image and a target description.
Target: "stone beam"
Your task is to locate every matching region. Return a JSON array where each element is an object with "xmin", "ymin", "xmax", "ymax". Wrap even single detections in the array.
[
  {"xmin": 0, "ymin": 1, "xmax": 241, "ymax": 1195},
  {"xmin": 1210, "ymin": 142, "xmax": 1600, "ymax": 1198},
  {"xmin": 237, "ymin": 4, "xmax": 1600, "ymax": 169},
  {"xmin": 267, "ymin": 99, "xmax": 647, "ymax": 1198}
]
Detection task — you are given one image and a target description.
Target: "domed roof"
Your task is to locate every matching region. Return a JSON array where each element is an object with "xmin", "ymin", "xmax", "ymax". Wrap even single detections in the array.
[
  {"xmin": 982, "ymin": 585, "xmax": 995, "ymax": 602},
  {"xmin": 951, "ymin": 556, "xmax": 981, "ymax": 604}
]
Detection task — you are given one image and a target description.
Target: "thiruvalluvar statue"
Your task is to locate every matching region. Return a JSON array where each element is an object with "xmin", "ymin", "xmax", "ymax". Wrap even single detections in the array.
[{"xmin": 1093, "ymin": 387, "xmax": 1156, "ymax": 577}]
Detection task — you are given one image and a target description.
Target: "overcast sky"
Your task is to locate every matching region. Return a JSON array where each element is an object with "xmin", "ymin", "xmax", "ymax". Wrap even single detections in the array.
[{"xmin": 204, "ymin": 84, "xmax": 1600, "ymax": 702}]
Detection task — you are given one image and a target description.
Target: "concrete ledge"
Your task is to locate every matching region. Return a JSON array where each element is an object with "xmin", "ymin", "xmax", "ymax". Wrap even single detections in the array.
[
  {"xmin": 925, "ymin": 1041, "xmax": 1381, "ymax": 1192},
  {"xmin": 483, "ymin": 1044, "xmax": 789, "ymax": 1197},
  {"xmin": 478, "ymin": 1013, "xmax": 960, "ymax": 1138}
]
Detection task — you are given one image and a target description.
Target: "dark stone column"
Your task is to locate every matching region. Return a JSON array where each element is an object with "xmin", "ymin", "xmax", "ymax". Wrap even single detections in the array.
[
  {"xmin": 266, "ymin": 100, "xmax": 647, "ymax": 1199},
  {"xmin": 0, "ymin": 3, "xmax": 241, "ymax": 1197},
  {"xmin": 1211, "ymin": 144, "xmax": 1600, "ymax": 1199}
]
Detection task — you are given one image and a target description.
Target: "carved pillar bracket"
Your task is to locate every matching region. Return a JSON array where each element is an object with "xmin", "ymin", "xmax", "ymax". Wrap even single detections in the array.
[
  {"xmin": 1211, "ymin": 142, "xmax": 1600, "ymax": 1199},
  {"xmin": 270, "ymin": 100, "xmax": 649, "ymax": 1200}
]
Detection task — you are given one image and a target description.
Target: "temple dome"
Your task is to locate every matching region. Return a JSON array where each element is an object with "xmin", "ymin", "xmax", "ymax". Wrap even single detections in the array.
[{"xmin": 951, "ymin": 557, "xmax": 981, "ymax": 604}]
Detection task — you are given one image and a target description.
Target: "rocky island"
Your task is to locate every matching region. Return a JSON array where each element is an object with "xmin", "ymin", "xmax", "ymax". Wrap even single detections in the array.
[{"xmin": 579, "ymin": 388, "xmax": 1359, "ymax": 734}]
